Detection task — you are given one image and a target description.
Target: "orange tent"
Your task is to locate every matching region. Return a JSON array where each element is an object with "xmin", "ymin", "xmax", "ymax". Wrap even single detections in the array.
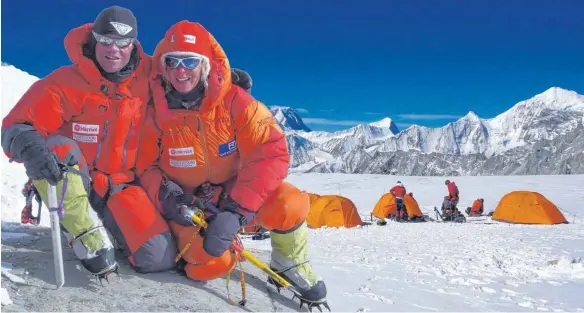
[
  {"xmin": 371, "ymin": 193, "xmax": 423, "ymax": 219},
  {"xmin": 492, "ymin": 191, "xmax": 567, "ymax": 225},
  {"xmin": 306, "ymin": 195, "xmax": 363, "ymax": 228},
  {"xmin": 308, "ymin": 193, "xmax": 321, "ymax": 205}
]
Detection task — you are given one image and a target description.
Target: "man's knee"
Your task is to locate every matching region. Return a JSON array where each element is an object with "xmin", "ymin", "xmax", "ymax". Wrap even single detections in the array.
[
  {"xmin": 254, "ymin": 182, "xmax": 309, "ymax": 232},
  {"xmin": 131, "ymin": 231, "xmax": 178, "ymax": 273},
  {"xmin": 95, "ymin": 185, "xmax": 176, "ymax": 271}
]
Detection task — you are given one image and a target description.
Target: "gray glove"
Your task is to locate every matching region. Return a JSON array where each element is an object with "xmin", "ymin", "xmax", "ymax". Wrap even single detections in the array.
[{"xmin": 15, "ymin": 131, "xmax": 64, "ymax": 185}]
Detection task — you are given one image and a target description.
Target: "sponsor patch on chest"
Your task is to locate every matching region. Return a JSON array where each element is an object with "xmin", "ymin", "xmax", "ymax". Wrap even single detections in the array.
[
  {"xmin": 169, "ymin": 159, "xmax": 197, "ymax": 168},
  {"xmin": 218, "ymin": 140, "xmax": 237, "ymax": 157},
  {"xmin": 73, "ymin": 133, "xmax": 98, "ymax": 143},
  {"xmin": 169, "ymin": 147, "xmax": 194, "ymax": 156},
  {"xmin": 73, "ymin": 123, "xmax": 100, "ymax": 135}
]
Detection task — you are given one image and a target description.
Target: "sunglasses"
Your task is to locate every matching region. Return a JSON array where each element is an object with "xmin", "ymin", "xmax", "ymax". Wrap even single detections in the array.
[
  {"xmin": 164, "ymin": 56, "xmax": 202, "ymax": 69},
  {"xmin": 92, "ymin": 31, "xmax": 135, "ymax": 48}
]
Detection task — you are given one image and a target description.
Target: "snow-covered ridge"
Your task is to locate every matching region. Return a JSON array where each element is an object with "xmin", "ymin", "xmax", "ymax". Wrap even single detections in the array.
[{"xmin": 283, "ymin": 86, "xmax": 584, "ymax": 173}]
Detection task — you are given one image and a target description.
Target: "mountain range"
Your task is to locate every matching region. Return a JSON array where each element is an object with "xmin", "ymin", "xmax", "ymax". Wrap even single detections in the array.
[
  {"xmin": 269, "ymin": 87, "xmax": 584, "ymax": 175},
  {"xmin": 2, "ymin": 64, "xmax": 582, "ymax": 176}
]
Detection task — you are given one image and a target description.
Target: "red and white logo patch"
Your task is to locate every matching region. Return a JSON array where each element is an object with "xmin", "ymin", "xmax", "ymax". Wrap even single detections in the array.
[
  {"xmin": 73, "ymin": 123, "xmax": 99, "ymax": 135},
  {"xmin": 169, "ymin": 147, "xmax": 194, "ymax": 156}
]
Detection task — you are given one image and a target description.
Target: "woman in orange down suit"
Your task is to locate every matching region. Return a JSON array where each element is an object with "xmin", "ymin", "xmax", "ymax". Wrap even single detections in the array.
[{"xmin": 136, "ymin": 20, "xmax": 328, "ymax": 307}]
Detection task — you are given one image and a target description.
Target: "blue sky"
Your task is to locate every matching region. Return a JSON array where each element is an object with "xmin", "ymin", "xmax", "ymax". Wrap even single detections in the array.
[{"xmin": 2, "ymin": 0, "xmax": 583, "ymax": 132}]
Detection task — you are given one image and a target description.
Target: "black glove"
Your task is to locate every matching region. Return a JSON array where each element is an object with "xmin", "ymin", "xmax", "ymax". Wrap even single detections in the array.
[
  {"xmin": 159, "ymin": 180, "xmax": 197, "ymax": 226},
  {"xmin": 202, "ymin": 196, "xmax": 256, "ymax": 257},
  {"xmin": 16, "ymin": 131, "xmax": 63, "ymax": 185},
  {"xmin": 231, "ymin": 68, "xmax": 252, "ymax": 93}
]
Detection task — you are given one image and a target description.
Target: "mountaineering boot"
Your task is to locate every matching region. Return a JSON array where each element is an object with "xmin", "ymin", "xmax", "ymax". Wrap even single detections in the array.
[
  {"xmin": 269, "ymin": 221, "xmax": 328, "ymax": 310},
  {"xmin": 33, "ymin": 166, "xmax": 118, "ymax": 283}
]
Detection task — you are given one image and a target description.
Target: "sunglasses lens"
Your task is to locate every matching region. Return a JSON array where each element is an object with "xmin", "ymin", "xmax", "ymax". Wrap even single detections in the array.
[
  {"xmin": 165, "ymin": 57, "xmax": 201, "ymax": 69},
  {"xmin": 165, "ymin": 57, "xmax": 181, "ymax": 68},
  {"xmin": 93, "ymin": 31, "xmax": 133, "ymax": 48},
  {"xmin": 181, "ymin": 57, "xmax": 201, "ymax": 69},
  {"xmin": 115, "ymin": 39, "xmax": 133, "ymax": 48}
]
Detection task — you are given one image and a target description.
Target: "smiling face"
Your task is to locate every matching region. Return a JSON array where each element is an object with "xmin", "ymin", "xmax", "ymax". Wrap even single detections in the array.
[
  {"xmin": 94, "ymin": 33, "xmax": 134, "ymax": 73},
  {"xmin": 164, "ymin": 56, "xmax": 203, "ymax": 93}
]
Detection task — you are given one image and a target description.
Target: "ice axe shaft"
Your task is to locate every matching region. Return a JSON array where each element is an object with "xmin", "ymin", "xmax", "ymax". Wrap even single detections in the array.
[
  {"xmin": 184, "ymin": 207, "xmax": 293, "ymax": 289},
  {"xmin": 47, "ymin": 183, "xmax": 65, "ymax": 288}
]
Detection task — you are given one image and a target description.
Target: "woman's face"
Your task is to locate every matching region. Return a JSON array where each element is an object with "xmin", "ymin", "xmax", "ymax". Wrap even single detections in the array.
[{"xmin": 164, "ymin": 56, "xmax": 203, "ymax": 93}]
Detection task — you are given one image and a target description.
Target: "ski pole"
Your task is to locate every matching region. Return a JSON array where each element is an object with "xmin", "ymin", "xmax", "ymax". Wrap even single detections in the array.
[
  {"xmin": 181, "ymin": 206, "xmax": 292, "ymax": 289},
  {"xmin": 47, "ymin": 183, "xmax": 65, "ymax": 289}
]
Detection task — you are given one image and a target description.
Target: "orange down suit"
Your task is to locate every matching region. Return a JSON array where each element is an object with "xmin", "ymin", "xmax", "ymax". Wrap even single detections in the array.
[
  {"xmin": 1, "ymin": 24, "xmax": 176, "ymax": 272},
  {"xmin": 136, "ymin": 21, "xmax": 310, "ymax": 280}
]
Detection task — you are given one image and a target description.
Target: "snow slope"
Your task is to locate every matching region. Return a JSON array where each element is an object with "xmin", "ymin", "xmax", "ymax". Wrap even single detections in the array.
[{"xmin": 2, "ymin": 172, "xmax": 584, "ymax": 311}]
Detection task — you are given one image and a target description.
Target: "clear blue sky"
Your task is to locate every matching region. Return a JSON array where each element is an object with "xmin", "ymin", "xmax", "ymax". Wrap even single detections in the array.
[{"xmin": 2, "ymin": 0, "xmax": 583, "ymax": 132}]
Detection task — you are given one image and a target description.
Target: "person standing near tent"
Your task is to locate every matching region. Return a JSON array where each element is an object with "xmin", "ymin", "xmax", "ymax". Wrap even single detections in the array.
[
  {"xmin": 390, "ymin": 181, "xmax": 407, "ymax": 220},
  {"xmin": 1, "ymin": 6, "xmax": 180, "ymax": 281},
  {"xmin": 135, "ymin": 20, "xmax": 328, "ymax": 309},
  {"xmin": 444, "ymin": 179, "xmax": 460, "ymax": 209}
]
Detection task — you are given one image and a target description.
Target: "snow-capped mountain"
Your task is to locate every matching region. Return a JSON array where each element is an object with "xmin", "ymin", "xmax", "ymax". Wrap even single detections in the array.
[
  {"xmin": 286, "ymin": 87, "xmax": 584, "ymax": 175},
  {"xmin": 306, "ymin": 122, "xmax": 584, "ymax": 176},
  {"xmin": 269, "ymin": 105, "xmax": 311, "ymax": 132},
  {"xmin": 371, "ymin": 88, "xmax": 584, "ymax": 157}
]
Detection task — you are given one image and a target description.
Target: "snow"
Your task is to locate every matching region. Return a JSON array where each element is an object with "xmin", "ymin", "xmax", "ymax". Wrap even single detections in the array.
[
  {"xmin": 1, "ymin": 288, "xmax": 13, "ymax": 306},
  {"xmin": 2, "ymin": 171, "xmax": 584, "ymax": 311},
  {"xmin": 368, "ymin": 117, "xmax": 395, "ymax": 129},
  {"xmin": 2, "ymin": 63, "xmax": 583, "ymax": 311}
]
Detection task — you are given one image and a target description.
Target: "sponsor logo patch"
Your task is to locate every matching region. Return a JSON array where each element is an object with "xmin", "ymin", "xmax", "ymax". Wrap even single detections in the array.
[
  {"xmin": 218, "ymin": 140, "xmax": 237, "ymax": 157},
  {"xmin": 169, "ymin": 159, "xmax": 197, "ymax": 168},
  {"xmin": 73, "ymin": 123, "xmax": 99, "ymax": 135},
  {"xmin": 169, "ymin": 147, "xmax": 194, "ymax": 156},
  {"xmin": 73, "ymin": 133, "xmax": 98, "ymax": 143}
]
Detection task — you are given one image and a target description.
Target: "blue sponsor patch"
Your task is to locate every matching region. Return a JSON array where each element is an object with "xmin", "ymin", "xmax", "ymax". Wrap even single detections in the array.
[{"xmin": 218, "ymin": 139, "xmax": 237, "ymax": 157}]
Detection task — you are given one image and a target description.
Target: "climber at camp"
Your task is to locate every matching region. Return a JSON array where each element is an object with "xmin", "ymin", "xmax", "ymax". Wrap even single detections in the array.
[
  {"xmin": 444, "ymin": 179, "xmax": 460, "ymax": 209},
  {"xmin": 1, "ymin": 6, "xmax": 179, "ymax": 282},
  {"xmin": 389, "ymin": 181, "xmax": 407, "ymax": 220},
  {"xmin": 135, "ymin": 20, "xmax": 328, "ymax": 310},
  {"xmin": 465, "ymin": 198, "xmax": 484, "ymax": 216}
]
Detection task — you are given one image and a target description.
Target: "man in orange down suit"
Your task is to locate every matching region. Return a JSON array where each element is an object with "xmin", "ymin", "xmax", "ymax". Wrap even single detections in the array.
[
  {"xmin": 444, "ymin": 179, "xmax": 460, "ymax": 210},
  {"xmin": 466, "ymin": 198, "xmax": 484, "ymax": 216},
  {"xmin": 136, "ymin": 21, "xmax": 328, "ymax": 308},
  {"xmin": 389, "ymin": 181, "xmax": 408, "ymax": 220},
  {"xmin": 1, "ymin": 6, "xmax": 178, "ymax": 281}
]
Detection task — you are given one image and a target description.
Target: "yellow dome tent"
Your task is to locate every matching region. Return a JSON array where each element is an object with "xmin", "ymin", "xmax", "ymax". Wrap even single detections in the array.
[
  {"xmin": 307, "ymin": 195, "xmax": 363, "ymax": 229},
  {"xmin": 492, "ymin": 191, "xmax": 568, "ymax": 225},
  {"xmin": 371, "ymin": 193, "xmax": 423, "ymax": 219}
]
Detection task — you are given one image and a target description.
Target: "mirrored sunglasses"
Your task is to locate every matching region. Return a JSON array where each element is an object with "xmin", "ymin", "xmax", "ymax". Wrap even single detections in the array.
[
  {"xmin": 92, "ymin": 31, "xmax": 135, "ymax": 48},
  {"xmin": 164, "ymin": 56, "xmax": 202, "ymax": 69}
]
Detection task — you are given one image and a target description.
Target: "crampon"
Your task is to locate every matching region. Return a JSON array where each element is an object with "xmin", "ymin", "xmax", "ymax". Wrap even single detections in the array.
[
  {"xmin": 267, "ymin": 277, "xmax": 331, "ymax": 312},
  {"xmin": 93, "ymin": 263, "xmax": 120, "ymax": 286}
]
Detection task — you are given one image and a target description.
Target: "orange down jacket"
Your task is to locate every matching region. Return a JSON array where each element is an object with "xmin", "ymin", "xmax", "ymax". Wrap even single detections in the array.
[
  {"xmin": 1, "ymin": 23, "xmax": 152, "ymax": 175},
  {"xmin": 136, "ymin": 21, "xmax": 290, "ymax": 212}
]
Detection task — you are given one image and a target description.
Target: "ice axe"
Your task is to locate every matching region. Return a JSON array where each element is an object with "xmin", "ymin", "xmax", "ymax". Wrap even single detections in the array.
[
  {"xmin": 181, "ymin": 204, "xmax": 331, "ymax": 312},
  {"xmin": 47, "ymin": 183, "xmax": 65, "ymax": 289}
]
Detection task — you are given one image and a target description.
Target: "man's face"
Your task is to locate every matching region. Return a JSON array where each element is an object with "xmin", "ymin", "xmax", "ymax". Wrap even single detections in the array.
[{"xmin": 94, "ymin": 32, "xmax": 134, "ymax": 73}]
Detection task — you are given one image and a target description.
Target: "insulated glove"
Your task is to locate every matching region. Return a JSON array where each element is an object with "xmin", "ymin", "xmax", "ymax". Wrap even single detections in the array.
[
  {"xmin": 231, "ymin": 68, "xmax": 252, "ymax": 93},
  {"xmin": 159, "ymin": 180, "xmax": 196, "ymax": 226},
  {"xmin": 202, "ymin": 196, "xmax": 256, "ymax": 257},
  {"xmin": 16, "ymin": 131, "xmax": 64, "ymax": 185}
]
